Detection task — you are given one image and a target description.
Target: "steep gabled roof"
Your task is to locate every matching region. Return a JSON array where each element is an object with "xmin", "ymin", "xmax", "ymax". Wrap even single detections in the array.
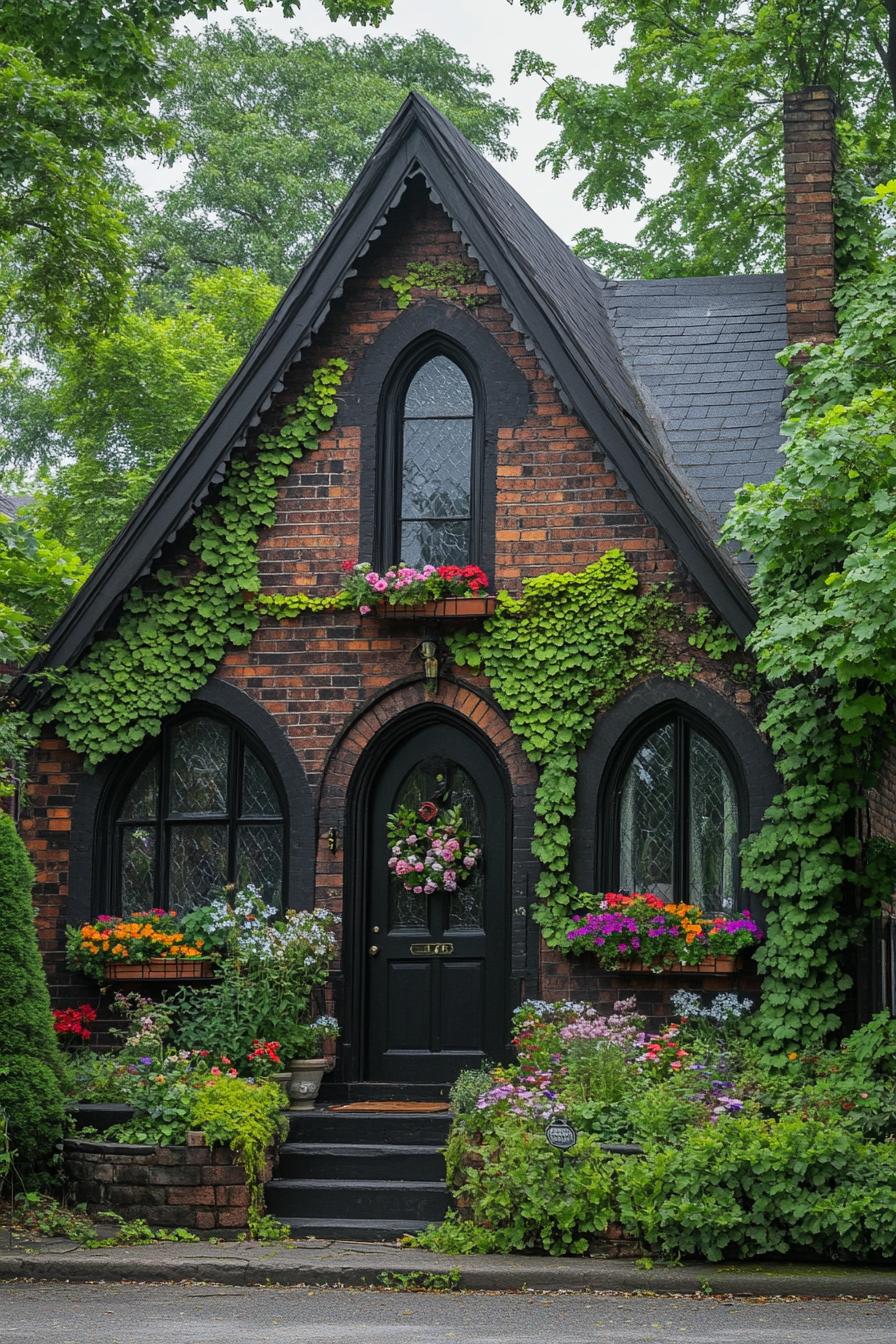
[{"xmin": 19, "ymin": 93, "xmax": 761, "ymax": 707}]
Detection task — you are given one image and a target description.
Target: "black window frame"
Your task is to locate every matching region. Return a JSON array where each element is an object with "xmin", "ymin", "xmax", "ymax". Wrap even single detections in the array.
[
  {"xmin": 103, "ymin": 706, "xmax": 287, "ymax": 916},
  {"xmin": 377, "ymin": 337, "xmax": 485, "ymax": 572},
  {"xmin": 602, "ymin": 705, "xmax": 748, "ymax": 911}
]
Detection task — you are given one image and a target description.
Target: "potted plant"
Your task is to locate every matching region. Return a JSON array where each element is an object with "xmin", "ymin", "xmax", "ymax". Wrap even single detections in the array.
[
  {"xmin": 566, "ymin": 893, "xmax": 763, "ymax": 974},
  {"xmin": 282, "ymin": 1016, "xmax": 341, "ymax": 1110},
  {"xmin": 340, "ymin": 561, "xmax": 495, "ymax": 618},
  {"xmin": 65, "ymin": 909, "xmax": 211, "ymax": 983}
]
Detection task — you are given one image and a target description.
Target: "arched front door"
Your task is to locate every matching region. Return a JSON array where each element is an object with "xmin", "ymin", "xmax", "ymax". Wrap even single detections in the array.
[{"xmin": 362, "ymin": 720, "xmax": 509, "ymax": 1085}]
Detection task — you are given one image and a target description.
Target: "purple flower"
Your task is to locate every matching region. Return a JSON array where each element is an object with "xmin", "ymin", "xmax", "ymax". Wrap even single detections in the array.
[{"xmin": 139, "ymin": 1056, "xmax": 153, "ymax": 1066}]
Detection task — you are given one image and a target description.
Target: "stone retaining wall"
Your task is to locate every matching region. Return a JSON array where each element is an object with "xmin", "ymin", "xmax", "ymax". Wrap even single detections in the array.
[{"xmin": 63, "ymin": 1132, "xmax": 273, "ymax": 1231}]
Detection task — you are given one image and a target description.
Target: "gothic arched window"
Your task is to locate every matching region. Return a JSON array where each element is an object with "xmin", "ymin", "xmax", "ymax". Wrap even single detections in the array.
[
  {"xmin": 384, "ymin": 349, "xmax": 480, "ymax": 568},
  {"xmin": 612, "ymin": 712, "xmax": 742, "ymax": 912},
  {"xmin": 107, "ymin": 713, "xmax": 285, "ymax": 914}
]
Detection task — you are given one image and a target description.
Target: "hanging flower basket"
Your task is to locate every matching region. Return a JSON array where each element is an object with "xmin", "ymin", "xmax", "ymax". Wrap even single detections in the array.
[{"xmin": 105, "ymin": 957, "xmax": 215, "ymax": 983}]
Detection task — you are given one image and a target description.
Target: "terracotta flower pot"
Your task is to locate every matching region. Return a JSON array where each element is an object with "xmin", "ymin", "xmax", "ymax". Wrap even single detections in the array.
[
  {"xmin": 285, "ymin": 1058, "xmax": 327, "ymax": 1110},
  {"xmin": 105, "ymin": 957, "xmax": 214, "ymax": 983}
]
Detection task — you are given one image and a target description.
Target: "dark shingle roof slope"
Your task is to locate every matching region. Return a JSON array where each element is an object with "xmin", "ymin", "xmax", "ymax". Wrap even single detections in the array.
[{"xmin": 603, "ymin": 274, "xmax": 787, "ymax": 530}]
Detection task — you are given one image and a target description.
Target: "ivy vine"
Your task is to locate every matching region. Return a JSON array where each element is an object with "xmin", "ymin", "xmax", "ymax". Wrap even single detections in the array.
[
  {"xmin": 42, "ymin": 359, "xmax": 348, "ymax": 767},
  {"xmin": 379, "ymin": 261, "xmax": 482, "ymax": 310},
  {"xmin": 723, "ymin": 156, "xmax": 896, "ymax": 1049},
  {"xmin": 449, "ymin": 551, "xmax": 672, "ymax": 945}
]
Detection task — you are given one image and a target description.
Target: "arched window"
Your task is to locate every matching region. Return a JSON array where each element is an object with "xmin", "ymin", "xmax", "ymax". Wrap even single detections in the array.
[
  {"xmin": 108, "ymin": 713, "xmax": 284, "ymax": 915},
  {"xmin": 385, "ymin": 349, "xmax": 479, "ymax": 568},
  {"xmin": 612, "ymin": 713, "xmax": 742, "ymax": 912}
]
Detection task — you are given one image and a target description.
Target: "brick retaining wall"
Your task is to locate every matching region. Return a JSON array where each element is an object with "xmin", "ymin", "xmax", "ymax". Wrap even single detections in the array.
[{"xmin": 63, "ymin": 1132, "xmax": 273, "ymax": 1232}]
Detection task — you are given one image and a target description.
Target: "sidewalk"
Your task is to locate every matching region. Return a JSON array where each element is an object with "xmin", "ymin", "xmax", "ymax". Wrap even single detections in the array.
[{"xmin": 2, "ymin": 1234, "xmax": 896, "ymax": 1297}]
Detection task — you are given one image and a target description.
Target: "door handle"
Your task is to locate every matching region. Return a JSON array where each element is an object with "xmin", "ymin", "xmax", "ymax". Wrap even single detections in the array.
[{"xmin": 368, "ymin": 944, "xmax": 379, "ymax": 957}]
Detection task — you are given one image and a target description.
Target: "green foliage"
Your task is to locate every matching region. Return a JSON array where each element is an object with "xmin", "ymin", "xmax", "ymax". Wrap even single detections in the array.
[
  {"xmin": 449, "ymin": 552, "xmax": 670, "ymax": 943},
  {"xmin": 0, "ymin": 813, "xmax": 66, "ymax": 1175},
  {"xmin": 618, "ymin": 1113, "xmax": 896, "ymax": 1262},
  {"xmin": 137, "ymin": 21, "xmax": 516, "ymax": 295},
  {"xmin": 87, "ymin": 1211, "xmax": 200, "ymax": 1247},
  {"xmin": 419, "ymin": 1114, "xmax": 620, "ymax": 1256},
  {"xmin": 0, "ymin": 510, "xmax": 87, "ymax": 796},
  {"xmin": 379, "ymin": 261, "xmax": 480, "ymax": 311},
  {"xmin": 723, "ymin": 177, "xmax": 896, "ymax": 1048},
  {"xmin": 190, "ymin": 1076, "xmax": 287, "ymax": 1236},
  {"xmin": 13, "ymin": 268, "xmax": 281, "ymax": 562},
  {"xmin": 0, "ymin": 2, "xmax": 393, "ymax": 344},
  {"xmin": 42, "ymin": 359, "xmax": 347, "ymax": 767},
  {"xmin": 513, "ymin": 1, "xmax": 895, "ymax": 277},
  {"xmin": 448, "ymin": 1066, "xmax": 495, "ymax": 1117},
  {"xmin": 376, "ymin": 1269, "xmax": 461, "ymax": 1291},
  {"xmin": 687, "ymin": 606, "xmax": 740, "ymax": 661}
]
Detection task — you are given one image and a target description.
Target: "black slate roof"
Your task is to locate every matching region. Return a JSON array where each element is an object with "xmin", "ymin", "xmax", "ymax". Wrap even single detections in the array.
[
  {"xmin": 14, "ymin": 94, "xmax": 788, "ymax": 706},
  {"xmin": 603, "ymin": 274, "xmax": 787, "ymax": 530}
]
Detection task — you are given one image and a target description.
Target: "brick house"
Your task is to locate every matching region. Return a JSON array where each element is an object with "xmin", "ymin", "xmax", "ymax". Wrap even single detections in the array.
[{"xmin": 14, "ymin": 85, "xmax": 882, "ymax": 1095}]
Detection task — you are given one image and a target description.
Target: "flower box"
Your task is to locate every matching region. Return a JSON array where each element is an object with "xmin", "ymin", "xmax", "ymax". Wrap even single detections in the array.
[
  {"xmin": 105, "ymin": 957, "xmax": 215, "ymax": 983},
  {"xmin": 369, "ymin": 596, "xmax": 497, "ymax": 621},
  {"xmin": 611, "ymin": 955, "xmax": 744, "ymax": 976}
]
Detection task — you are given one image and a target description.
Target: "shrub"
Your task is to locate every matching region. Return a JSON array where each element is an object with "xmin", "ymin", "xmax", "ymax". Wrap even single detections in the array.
[
  {"xmin": 430, "ymin": 1114, "xmax": 619, "ymax": 1255},
  {"xmin": 617, "ymin": 1113, "xmax": 896, "ymax": 1262},
  {"xmin": 0, "ymin": 813, "xmax": 66, "ymax": 1175},
  {"xmin": 190, "ymin": 1076, "xmax": 287, "ymax": 1235}
]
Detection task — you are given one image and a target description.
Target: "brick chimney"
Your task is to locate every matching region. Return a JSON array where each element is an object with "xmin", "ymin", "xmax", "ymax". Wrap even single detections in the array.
[{"xmin": 782, "ymin": 87, "xmax": 838, "ymax": 344}]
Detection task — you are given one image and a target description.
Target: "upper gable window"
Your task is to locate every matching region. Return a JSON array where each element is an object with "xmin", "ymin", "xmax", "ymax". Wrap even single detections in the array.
[{"xmin": 390, "ymin": 352, "xmax": 478, "ymax": 568}]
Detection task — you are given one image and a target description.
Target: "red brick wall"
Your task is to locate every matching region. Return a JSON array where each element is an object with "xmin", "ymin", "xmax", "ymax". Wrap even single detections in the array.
[{"xmin": 23, "ymin": 180, "xmax": 764, "ymax": 1029}]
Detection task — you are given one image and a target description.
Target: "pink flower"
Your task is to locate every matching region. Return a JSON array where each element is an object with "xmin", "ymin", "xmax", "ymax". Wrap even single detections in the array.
[
  {"xmin": 413, "ymin": 885, "xmax": 423, "ymax": 894},
  {"xmin": 374, "ymin": 579, "xmax": 388, "ymax": 593},
  {"xmin": 359, "ymin": 604, "xmax": 371, "ymax": 614}
]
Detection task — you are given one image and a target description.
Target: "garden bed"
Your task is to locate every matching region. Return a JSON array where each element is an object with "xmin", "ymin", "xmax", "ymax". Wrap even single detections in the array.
[{"xmin": 63, "ymin": 1133, "xmax": 274, "ymax": 1232}]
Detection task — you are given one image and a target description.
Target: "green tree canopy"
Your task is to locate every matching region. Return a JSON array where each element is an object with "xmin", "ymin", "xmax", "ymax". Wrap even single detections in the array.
[
  {"xmin": 514, "ymin": 0, "xmax": 896, "ymax": 277},
  {"xmin": 17, "ymin": 268, "xmax": 281, "ymax": 562},
  {"xmin": 134, "ymin": 21, "xmax": 518, "ymax": 294},
  {"xmin": 0, "ymin": 0, "xmax": 394, "ymax": 344}
]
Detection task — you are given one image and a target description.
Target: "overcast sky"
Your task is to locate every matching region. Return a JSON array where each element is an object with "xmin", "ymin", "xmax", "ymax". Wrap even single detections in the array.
[{"xmin": 132, "ymin": 0, "xmax": 672, "ymax": 249}]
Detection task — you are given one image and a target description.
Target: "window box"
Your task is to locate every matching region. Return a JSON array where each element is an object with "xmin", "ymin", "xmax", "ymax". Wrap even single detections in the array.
[
  {"xmin": 369, "ymin": 596, "xmax": 497, "ymax": 621},
  {"xmin": 610, "ymin": 954, "xmax": 744, "ymax": 976},
  {"xmin": 105, "ymin": 957, "xmax": 215, "ymax": 983}
]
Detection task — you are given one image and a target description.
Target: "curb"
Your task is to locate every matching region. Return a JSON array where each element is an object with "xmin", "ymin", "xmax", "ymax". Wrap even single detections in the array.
[{"xmin": 3, "ymin": 1244, "xmax": 896, "ymax": 1297}]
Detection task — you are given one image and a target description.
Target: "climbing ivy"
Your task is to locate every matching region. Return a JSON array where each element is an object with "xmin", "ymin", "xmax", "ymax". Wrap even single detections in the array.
[
  {"xmin": 43, "ymin": 359, "xmax": 348, "ymax": 767},
  {"xmin": 379, "ymin": 261, "xmax": 481, "ymax": 310},
  {"xmin": 724, "ymin": 162, "xmax": 896, "ymax": 1049},
  {"xmin": 449, "ymin": 551, "xmax": 672, "ymax": 945}
]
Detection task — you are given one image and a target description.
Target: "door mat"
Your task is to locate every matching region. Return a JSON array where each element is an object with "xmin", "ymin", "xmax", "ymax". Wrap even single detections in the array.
[{"xmin": 328, "ymin": 1101, "xmax": 450, "ymax": 1113}]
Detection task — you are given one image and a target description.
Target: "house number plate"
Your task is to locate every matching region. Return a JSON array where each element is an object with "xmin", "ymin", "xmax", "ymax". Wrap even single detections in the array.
[{"xmin": 409, "ymin": 942, "xmax": 454, "ymax": 956}]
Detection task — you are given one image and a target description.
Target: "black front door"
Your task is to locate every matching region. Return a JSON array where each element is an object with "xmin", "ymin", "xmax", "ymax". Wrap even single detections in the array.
[{"xmin": 363, "ymin": 722, "xmax": 508, "ymax": 1084}]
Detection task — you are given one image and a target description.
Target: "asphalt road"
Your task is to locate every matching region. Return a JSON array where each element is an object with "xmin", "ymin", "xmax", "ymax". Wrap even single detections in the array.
[{"xmin": 2, "ymin": 1282, "xmax": 896, "ymax": 1343}]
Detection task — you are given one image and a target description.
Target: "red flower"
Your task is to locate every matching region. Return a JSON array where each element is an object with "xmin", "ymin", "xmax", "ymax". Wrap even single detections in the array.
[
  {"xmin": 341, "ymin": 559, "xmax": 355, "ymax": 572},
  {"xmin": 417, "ymin": 801, "xmax": 438, "ymax": 822}
]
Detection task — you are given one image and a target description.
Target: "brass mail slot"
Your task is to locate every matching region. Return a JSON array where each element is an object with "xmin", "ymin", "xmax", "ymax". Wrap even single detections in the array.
[{"xmin": 409, "ymin": 942, "xmax": 454, "ymax": 956}]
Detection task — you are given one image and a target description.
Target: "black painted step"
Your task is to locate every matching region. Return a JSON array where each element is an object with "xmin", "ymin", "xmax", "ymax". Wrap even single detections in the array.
[
  {"xmin": 286, "ymin": 1217, "xmax": 431, "ymax": 1242},
  {"xmin": 266, "ymin": 1178, "xmax": 449, "ymax": 1222},
  {"xmin": 285, "ymin": 1109, "xmax": 452, "ymax": 1146},
  {"xmin": 276, "ymin": 1141, "xmax": 445, "ymax": 1183}
]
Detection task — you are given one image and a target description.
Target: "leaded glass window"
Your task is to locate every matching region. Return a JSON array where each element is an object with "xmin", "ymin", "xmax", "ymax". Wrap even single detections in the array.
[
  {"xmin": 398, "ymin": 354, "xmax": 474, "ymax": 568},
  {"xmin": 109, "ymin": 715, "xmax": 284, "ymax": 914},
  {"xmin": 615, "ymin": 715, "xmax": 741, "ymax": 912}
]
